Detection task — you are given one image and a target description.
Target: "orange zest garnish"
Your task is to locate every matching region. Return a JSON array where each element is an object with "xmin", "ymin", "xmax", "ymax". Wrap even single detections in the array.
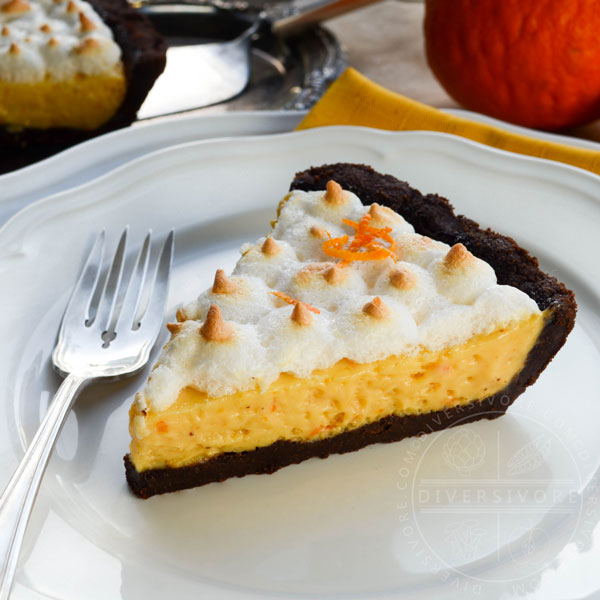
[
  {"xmin": 270, "ymin": 291, "xmax": 320, "ymax": 314},
  {"xmin": 322, "ymin": 213, "xmax": 397, "ymax": 263}
]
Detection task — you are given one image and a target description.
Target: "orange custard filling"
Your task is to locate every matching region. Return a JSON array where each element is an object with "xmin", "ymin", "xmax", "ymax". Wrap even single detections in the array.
[
  {"xmin": 129, "ymin": 312, "xmax": 546, "ymax": 471},
  {"xmin": 0, "ymin": 66, "xmax": 126, "ymax": 130}
]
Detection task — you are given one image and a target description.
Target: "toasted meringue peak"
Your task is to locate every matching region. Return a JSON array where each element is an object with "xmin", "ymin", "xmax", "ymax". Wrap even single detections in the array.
[
  {"xmin": 261, "ymin": 236, "xmax": 281, "ymax": 256},
  {"xmin": 408, "ymin": 234, "xmax": 434, "ymax": 249},
  {"xmin": 66, "ymin": 0, "xmax": 78, "ymax": 12},
  {"xmin": 47, "ymin": 36, "xmax": 59, "ymax": 47},
  {"xmin": 363, "ymin": 296, "xmax": 391, "ymax": 320},
  {"xmin": 389, "ymin": 267, "xmax": 418, "ymax": 290},
  {"xmin": 1, "ymin": 0, "xmax": 30, "ymax": 14},
  {"xmin": 309, "ymin": 225, "xmax": 328, "ymax": 239},
  {"xmin": 24, "ymin": 35, "xmax": 30, "ymax": 42},
  {"xmin": 323, "ymin": 264, "xmax": 348, "ymax": 285},
  {"xmin": 166, "ymin": 322, "xmax": 183, "ymax": 336},
  {"xmin": 443, "ymin": 243, "xmax": 474, "ymax": 269},
  {"xmin": 79, "ymin": 11, "xmax": 96, "ymax": 31},
  {"xmin": 200, "ymin": 305, "xmax": 234, "ymax": 342},
  {"xmin": 39, "ymin": 23, "xmax": 51, "ymax": 32},
  {"xmin": 212, "ymin": 269, "xmax": 236, "ymax": 294},
  {"xmin": 294, "ymin": 262, "xmax": 330, "ymax": 285},
  {"xmin": 1, "ymin": 25, "xmax": 9, "ymax": 35},
  {"xmin": 175, "ymin": 307, "xmax": 187, "ymax": 322},
  {"xmin": 324, "ymin": 180, "xmax": 345, "ymax": 205},
  {"xmin": 8, "ymin": 42, "xmax": 19, "ymax": 55},
  {"xmin": 291, "ymin": 302, "xmax": 313, "ymax": 327},
  {"xmin": 368, "ymin": 203, "xmax": 401, "ymax": 225},
  {"xmin": 74, "ymin": 36, "xmax": 100, "ymax": 54}
]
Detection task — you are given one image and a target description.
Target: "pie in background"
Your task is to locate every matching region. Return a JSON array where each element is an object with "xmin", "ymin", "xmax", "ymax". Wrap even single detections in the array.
[{"xmin": 0, "ymin": 0, "xmax": 166, "ymax": 169}]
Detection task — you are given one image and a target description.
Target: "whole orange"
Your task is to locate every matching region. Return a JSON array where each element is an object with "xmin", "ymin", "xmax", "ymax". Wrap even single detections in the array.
[{"xmin": 424, "ymin": 0, "xmax": 600, "ymax": 130}]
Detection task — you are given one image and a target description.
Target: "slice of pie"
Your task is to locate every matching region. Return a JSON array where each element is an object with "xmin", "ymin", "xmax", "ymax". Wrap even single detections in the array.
[
  {"xmin": 0, "ymin": 0, "xmax": 166, "ymax": 169},
  {"xmin": 125, "ymin": 163, "xmax": 576, "ymax": 498}
]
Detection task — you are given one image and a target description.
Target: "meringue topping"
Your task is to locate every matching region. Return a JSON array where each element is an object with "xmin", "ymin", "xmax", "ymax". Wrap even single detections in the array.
[
  {"xmin": 324, "ymin": 180, "xmax": 345, "ymax": 205},
  {"xmin": 389, "ymin": 266, "xmax": 418, "ymax": 290},
  {"xmin": 294, "ymin": 262, "xmax": 330, "ymax": 286},
  {"xmin": 363, "ymin": 296, "xmax": 391, "ymax": 320},
  {"xmin": 141, "ymin": 186, "xmax": 540, "ymax": 410},
  {"xmin": 79, "ymin": 11, "xmax": 96, "ymax": 31},
  {"xmin": 200, "ymin": 305, "xmax": 234, "ymax": 342},
  {"xmin": 443, "ymin": 243, "xmax": 474, "ymax": 269},
  {"xmin": 1, "ymin": 0, "xmax": 30, "ymax": 15},
  {"xmin": 166, "ymin": 322, "xmax": 183, "ymax": 336},
  {"xmin": 212, "ymin": 269, "xmax": 237, "ymax": 294},
  {"xmin": 0, "ymin": 0, "xmax": 122, "ymax": 83},
  {"xmin": 323, "ymin": 264, "xmax": 348, "ymax": 285},
  {"xmin": 261, "ymin": 236, "xmax": 281, "ymax": 256},
  {"xmin": 291, "ymin": 302, "xmax": 314, "ymax": 327},
  {"xmin": 74, "ymin": 37, "xmax": 100, "ymax": 54},
  {"xmin": 368, "ymin": 203, "xmax": 405, "ymax": 227},
  {"xmin": 431, "ymin": 242, "xmax": 497, "ymax": 304},
  {"xmin": 309, "ymin": 225, "xmax": 328, "ymax": 239}
]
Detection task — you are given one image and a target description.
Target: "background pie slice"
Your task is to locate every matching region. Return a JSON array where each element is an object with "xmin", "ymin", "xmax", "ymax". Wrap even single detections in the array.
[{"xmin": 0, "ymin": 0, "xmax": 166, "ymax": 170}]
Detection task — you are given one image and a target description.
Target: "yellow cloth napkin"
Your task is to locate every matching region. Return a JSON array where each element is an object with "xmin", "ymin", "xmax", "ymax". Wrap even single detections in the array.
[{"xmin": 297, "ymin": 68, "xmax": 600, "ymax": 175}]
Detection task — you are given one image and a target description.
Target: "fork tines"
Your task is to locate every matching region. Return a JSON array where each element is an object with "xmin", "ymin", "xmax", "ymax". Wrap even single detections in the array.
[{"xmin": 60, "ymin": 229, "xmax": 174, "ymax": 347}]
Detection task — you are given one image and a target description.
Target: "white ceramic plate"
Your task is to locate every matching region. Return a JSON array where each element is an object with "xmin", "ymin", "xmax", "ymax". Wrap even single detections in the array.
[
  {"xmin": 2, "ymin": 108, "xmax": 599, "ymax": 229},
  {"xmin": 1, "ymin": 128, "xmax": 599, "ymax": 600},
  {"xmin": 0, "ymin": 111, "xmax": 305, "ymax": 227}
]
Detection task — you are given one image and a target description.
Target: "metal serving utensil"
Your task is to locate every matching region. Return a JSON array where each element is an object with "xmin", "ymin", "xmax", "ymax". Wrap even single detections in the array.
[
  {"xmin": 137, "ymin": 0, "xmax": 382, "ymax": 116},
  {"xmin": 0, "ymin": 229, "xmax": 174, "ymax": 600}
]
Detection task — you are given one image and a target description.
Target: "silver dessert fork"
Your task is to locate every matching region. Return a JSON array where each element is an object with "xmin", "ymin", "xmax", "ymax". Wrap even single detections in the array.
[{"xmin": 0, "ymin": 228, "xmax": 174, "ymax": 600}]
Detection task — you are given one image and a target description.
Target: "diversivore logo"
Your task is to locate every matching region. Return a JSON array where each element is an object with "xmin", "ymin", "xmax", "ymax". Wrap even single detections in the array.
[{"xmin": 396, "ymin": 408, "xmax": 588, "ymax": 590}]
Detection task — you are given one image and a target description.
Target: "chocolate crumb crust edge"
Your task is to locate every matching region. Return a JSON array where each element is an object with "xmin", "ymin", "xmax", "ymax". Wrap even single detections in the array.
[
  {"xmin": 124, "ymin": 163, "xmax": 577, "ymax": 498},
  {"xmin": 0, "ymin": 0, "xmax": 166, "ymax": 168}
]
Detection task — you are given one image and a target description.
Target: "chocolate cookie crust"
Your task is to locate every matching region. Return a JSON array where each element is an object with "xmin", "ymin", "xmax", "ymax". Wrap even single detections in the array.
[
  {"xmin": 124, "ymin": 164, "xmax": 576, "ymax": 498},
  {"xmin": 0, "ymin": 0, "xmax": 166, "ymax": 172}
]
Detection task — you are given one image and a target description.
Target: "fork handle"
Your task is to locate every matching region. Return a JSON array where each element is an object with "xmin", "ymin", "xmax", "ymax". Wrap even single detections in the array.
[{"xmin": 0, "ymin": 373, "xmax": 89, "ymax": 600}]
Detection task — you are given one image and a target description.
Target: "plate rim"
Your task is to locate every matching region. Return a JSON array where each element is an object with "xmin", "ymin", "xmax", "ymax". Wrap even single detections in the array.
[
  {"xmin": 0, "ymin": 111, "xmax": 306, "ymax": 228},
  {"xmin": 2, "ymin": 107, "xmax": 600, "ymax": 228},
  {"xmin": 2, "ymin": 125, "xmax": 600, "ymax": 249}
]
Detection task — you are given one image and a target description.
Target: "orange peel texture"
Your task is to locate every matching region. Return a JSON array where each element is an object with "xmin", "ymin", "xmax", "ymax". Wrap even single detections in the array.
[{"xmin": 322, "ymin": 214, "xmax": 397, "ymax": 264}]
